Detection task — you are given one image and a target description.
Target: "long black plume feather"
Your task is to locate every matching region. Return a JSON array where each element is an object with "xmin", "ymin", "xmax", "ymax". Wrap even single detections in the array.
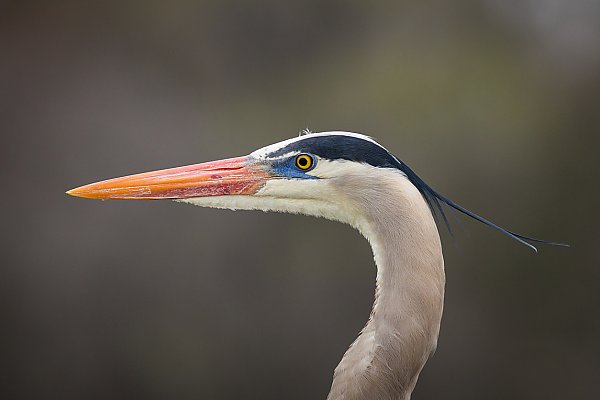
[{"xmin": 392, "ymin": 157, "xmax": 569, "ymax": 252}]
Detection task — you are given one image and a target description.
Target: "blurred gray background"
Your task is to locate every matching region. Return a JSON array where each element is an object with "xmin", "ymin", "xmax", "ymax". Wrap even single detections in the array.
[{"xmin": 1, "ymin": 1, "xmax": 599, "ymax": 399}]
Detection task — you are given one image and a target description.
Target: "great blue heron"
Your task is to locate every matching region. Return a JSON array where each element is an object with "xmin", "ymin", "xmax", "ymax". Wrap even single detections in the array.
[{"xmin": 67, "ymin": 131, "xmax": 565, "ymax": 400}]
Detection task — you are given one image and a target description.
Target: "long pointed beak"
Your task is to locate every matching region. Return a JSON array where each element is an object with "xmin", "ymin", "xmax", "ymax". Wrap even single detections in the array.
[{"xmin": 66, "ymin": 156, "xmax": 271, "ymax": 200}]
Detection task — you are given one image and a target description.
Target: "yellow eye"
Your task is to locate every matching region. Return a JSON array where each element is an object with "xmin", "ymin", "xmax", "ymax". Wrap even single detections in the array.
[{"xmin": 295, "ymin": 154, "xmax": 314, "ymax": 170}]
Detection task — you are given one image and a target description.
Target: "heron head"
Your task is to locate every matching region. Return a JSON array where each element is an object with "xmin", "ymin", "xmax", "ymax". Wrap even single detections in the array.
[
  {"xmin": 67, "ymin": 131, "xmax": 566, "ymax": 250},
  {"xmin": 66, "ymin": 132, "xmax": 403, "ymax": 224}
]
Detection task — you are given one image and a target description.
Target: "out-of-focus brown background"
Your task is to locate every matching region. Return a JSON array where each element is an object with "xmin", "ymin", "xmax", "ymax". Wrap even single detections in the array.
[{"xmin": 1, "ymin": 1, "xmax": 598, "ymax": 399}]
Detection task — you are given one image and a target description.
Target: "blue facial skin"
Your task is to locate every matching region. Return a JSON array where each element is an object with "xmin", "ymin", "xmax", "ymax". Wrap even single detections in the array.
[{"xmin": 269, "ymin": 155, "xmax": 318, "ymax": 179}]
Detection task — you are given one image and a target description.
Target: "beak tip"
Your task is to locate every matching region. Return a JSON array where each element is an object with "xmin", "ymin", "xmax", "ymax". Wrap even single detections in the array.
[{"xmin": 66, "ymin": 186, "xmax": 92, "ymax": 199}]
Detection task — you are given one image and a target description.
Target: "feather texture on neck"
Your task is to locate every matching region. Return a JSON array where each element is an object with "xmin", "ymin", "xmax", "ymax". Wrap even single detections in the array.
[{"xmin": 326, "ymin": 167, "xmax": 445, "ymax": 400}]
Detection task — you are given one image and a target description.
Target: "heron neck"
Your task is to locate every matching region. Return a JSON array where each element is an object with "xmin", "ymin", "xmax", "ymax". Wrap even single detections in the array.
[{"xmin": 327, "ymin": 172, "xmax": 445, "ymax": 400}]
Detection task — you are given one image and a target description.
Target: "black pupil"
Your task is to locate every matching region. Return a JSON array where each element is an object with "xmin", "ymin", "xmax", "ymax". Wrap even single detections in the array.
[{"xmin": 298, "ymin": 157, "xmax": 309, "ymax": 167}]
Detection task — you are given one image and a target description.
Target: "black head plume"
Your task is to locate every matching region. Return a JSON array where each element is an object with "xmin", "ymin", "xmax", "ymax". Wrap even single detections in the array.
[{"xmin": 395, "ymin": 159, "xmax": 569, "ymax": 252}]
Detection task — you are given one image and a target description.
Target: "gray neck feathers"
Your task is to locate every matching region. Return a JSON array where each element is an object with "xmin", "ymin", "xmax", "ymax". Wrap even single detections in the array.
[{"xmin": 327, "ymin": 168, "xmax": 445, "ymax": 400}]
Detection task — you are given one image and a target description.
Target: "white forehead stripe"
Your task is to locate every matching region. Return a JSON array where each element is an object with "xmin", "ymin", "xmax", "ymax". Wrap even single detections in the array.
[{"xmin": 250, "ymin": 131, "xmax": 383, "ymax": 159}]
